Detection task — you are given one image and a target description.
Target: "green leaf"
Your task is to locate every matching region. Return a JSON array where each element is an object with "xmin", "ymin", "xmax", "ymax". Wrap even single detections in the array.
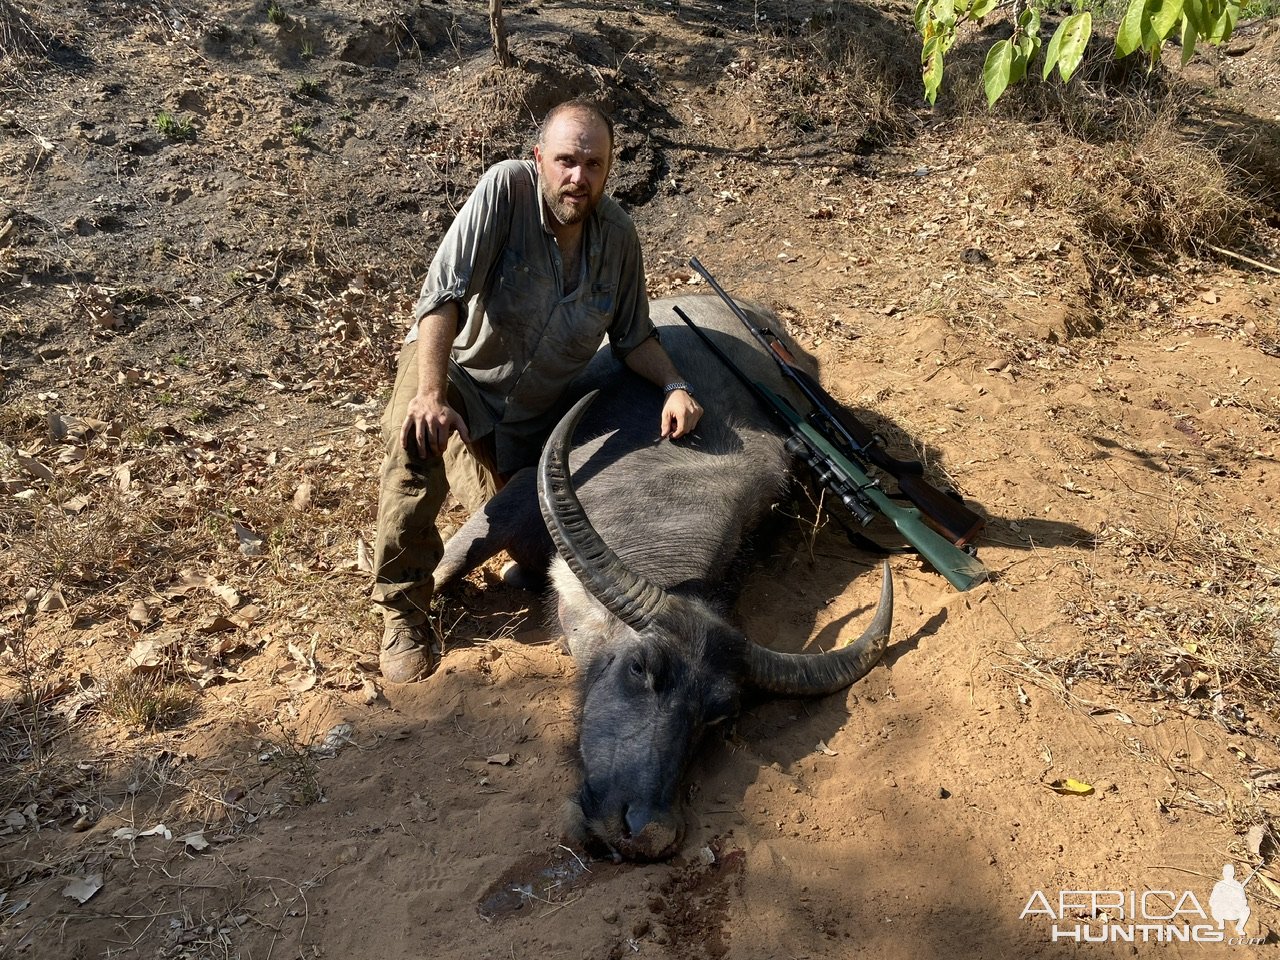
[
  {"xmin": 1148, "ymin": 0, "xmax": 1185, "ymax": 41},
  {"xmin": 1116, "ymin": 0, "xmax": 1147, "ymax": 57},
  {"xmin": 983, "ymin": 39, "xmax": 1015, "ymax": 107},
  {"xmin": 1180, "ymin": 12, "xmax": 1198, "ymax": 63},
  {"xmin": 933, "ymin": 0, "xmax": 957, "ymax": 27},
  {"xmin": 1057, "ymin": 12, "xmax": 1092, "ymax": 82},
  {"xmin": 923, "ymin": 42, "xmax": 945, "ymax": 104},
  {"xmin": 969, "ymin": 0, "xmax": 999, "ymax": 18},
  {"xmin": 914, "ymin": 0, "xmax": 932, "ymax": 34},
  {"xmin": 1205, "ymin": 0, "xmax": 1236, "ymax": 42},
  {"xmin": 1010, "ymin": 45, "xmax": 1029, "ymax": 83},
  {"xmin": 1182, "ymin": 0, "xmax": 1203, "ymax": 32},
  {"xmin": 1018, "ymin": 5, "xmax": 1042, "ymax": 35},
  {"xmin": 1042, "ymin": 18, "xmax": 1066, "ymax": 79},
  {"xmin": 1014, "ymin": 34, "xmax": 1035, "ymax": 82}
]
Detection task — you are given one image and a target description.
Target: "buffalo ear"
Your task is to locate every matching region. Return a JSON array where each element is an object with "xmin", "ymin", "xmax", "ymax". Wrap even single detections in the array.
[{"xmin": 549, "ymin": 557, "xmax": 615, "ymax": 661}]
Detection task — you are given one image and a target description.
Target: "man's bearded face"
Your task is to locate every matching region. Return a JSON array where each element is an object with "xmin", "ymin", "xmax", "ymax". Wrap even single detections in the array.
[{"xmin": 534, "ymin": 110, "xmax": 611, "ymax": 227}]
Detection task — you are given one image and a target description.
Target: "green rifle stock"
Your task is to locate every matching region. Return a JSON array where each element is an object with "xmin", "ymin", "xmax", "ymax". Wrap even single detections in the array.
[
  {"xmin": 759, "ymin": 382, "xmax": 990, "ymax": 592},
  {"xmin": 688, "ymin": 256, "xmax": 985, "ymax": 547},
  {"xmin": 673, "ymin": 305, "xmax": 990, "ymax": 592}
]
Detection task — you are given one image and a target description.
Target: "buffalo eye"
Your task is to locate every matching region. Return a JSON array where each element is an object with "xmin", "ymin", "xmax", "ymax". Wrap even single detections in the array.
[{"xmin": 628, "ymin": 657, "xmax": 646, "ymax": 680}]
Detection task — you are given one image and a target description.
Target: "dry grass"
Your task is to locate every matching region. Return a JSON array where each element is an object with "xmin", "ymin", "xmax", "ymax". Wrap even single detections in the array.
[
  {"xmin": 1055, "ymin": 507, "xmax": 1280, "ymax": 715},
  {"xmin": 100, "ymin": 672, "xmax": 195, "ymax": 730},
  {"xmin": 0, "ymin": 0, "xmax": 47, "ymax": 60},
  {"xmin": 719, "ymin": 5, "xmax": 918, "ymax": 153},
  {"xmin": 1000, "ymin": 108, "xmax": 1250, "ymax": 261}
]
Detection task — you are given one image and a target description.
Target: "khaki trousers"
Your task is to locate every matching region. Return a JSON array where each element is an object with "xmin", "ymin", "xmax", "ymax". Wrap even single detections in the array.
[{"xmin": 372, "ymin": 341, "xmax": 500, "ymax": 626}]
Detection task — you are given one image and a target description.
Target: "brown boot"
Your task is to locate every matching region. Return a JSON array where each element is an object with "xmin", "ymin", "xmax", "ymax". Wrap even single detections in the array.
[{"xmin": 380, "ymin": 621, "xmax": 439, "ymax": 683}]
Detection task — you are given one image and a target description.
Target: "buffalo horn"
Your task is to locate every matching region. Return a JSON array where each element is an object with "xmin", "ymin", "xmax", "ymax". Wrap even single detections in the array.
[
  {"xmin": 745, "ymin": 561, "xmax": 893, "ymax": 696},
  {"xmin": 537, "ymin": 391, "xmax": 668, "ymax": 632}
]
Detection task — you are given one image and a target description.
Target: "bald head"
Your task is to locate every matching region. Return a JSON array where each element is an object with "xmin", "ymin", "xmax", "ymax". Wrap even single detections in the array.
[{"xmin": 538, "ymin": 99, "xmax": 615, "ymax": 153}]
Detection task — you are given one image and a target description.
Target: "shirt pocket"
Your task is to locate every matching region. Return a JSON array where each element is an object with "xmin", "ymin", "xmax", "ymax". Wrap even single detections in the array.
[
  {"xmin": 584, "ymin": 281, "xmax": 615, "ymax": 318},
  {"xmin": 561, "ymin": 283, "xmax": 615, "ymax": 362},
  {"xmin": 489, "ymin": 247, "xmax": 553, "ymax": 342}
]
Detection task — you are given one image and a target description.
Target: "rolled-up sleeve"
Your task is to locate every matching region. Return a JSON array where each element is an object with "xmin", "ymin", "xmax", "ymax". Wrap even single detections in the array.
[
  {"xmin": 413, "ymin": 161, "xmax": 519, "ymax": 326},
  {"xmin": 606, "ymin": 222, "xmax": 656, "ymax": 359}
]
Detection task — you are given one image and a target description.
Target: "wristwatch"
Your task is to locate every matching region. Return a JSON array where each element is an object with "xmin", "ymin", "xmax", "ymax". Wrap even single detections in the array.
[{"xmin": 663, "ymin": 381, "xmax": 693, "ymax": 396}]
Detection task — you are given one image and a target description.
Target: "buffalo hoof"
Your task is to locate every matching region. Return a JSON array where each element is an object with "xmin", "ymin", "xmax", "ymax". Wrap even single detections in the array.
[{"xmin": 500, "ymin": 560, "xmax": 547, "ymax": 592}]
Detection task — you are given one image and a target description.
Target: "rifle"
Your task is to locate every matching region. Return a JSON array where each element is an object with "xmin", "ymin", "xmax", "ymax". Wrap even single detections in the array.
[{"xmin": 675, "ymin": 259, "xmax": 991, "ymax": 592}]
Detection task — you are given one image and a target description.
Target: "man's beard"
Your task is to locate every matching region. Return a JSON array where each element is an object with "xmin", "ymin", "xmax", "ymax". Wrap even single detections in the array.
[{"xmin": 543, "ymin": 183, "xmax": 596, "ymax": 226}]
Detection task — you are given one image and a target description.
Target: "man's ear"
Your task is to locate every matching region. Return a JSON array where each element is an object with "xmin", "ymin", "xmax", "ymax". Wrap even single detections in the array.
[{"xmin": 533, "ymin": 143, "xmax": 543, "ymax": 164}]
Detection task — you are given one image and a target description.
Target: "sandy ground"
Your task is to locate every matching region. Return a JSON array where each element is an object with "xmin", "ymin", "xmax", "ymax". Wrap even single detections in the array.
[{"xmin": 2, "ymin": 1, "xmax": 1280, "ymax": 958}]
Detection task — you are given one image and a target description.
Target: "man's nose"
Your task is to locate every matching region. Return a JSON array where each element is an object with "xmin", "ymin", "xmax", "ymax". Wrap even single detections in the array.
[{"xmin": 567, "ymin": 164, "xmax": 583, "ymax": 182}]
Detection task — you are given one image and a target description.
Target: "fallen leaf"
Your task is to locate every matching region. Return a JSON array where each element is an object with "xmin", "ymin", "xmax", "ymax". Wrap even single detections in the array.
[
  {"xmin": 1251, "ymin": 770, "xmax": 1280, "ymax": 791},
  {"xmin": 1246, "ymin": 823, "xmax": 1268, "ymax": 858},
  {"xmin": 178, "ymin": 569, "xmax": 215, "ymax": 591},
  {"xmin": 231, "ymin": 604, "xmax": 262, "ymax": 627},
  {"xmin": 126, "ymin": 639, "xmax": 171, "ymax": 671},
  {"xmin": 815, "ymin": 741, "xmax": 838, "ymax": 757},
  {"xmin": 486, "ymin": 753, "xmax": 514, "ymax": 766},
  {"xmin": 61, "ymin": 875, "xmax": 103, "ymax": 904},
  {"xmin": 1257, "ymin": 872, "xmax": 1280, "ymax": 902},
  {"xmin": 1048, "ymin": 778, "xmax": 1095, "ymax": 796},
  {"xmin": 16, "ymin": 455, "xmax": 54, "ymax": 482},
  {"xmin": 283, "ymin": 670, "xmax": 317, "ymax": 694},
  {"xmin": 127, "ymin": 600, "xmax": 152, "ymax": 627},
  {"xmin": 360, "ymin": 678, "xmax": 379, "ymax": 705},
  {"xmin": 311, "ymin": 723, "xmax": 354, "ymax": 759},
  {"xmin": 139, "ymin": 823, "xmax": 172, "ymax": 839},
  {"xmin": 233, "ymin": 521, "xmax": 266, "ymax": 557},
  {"xmin": 3, "ymin": 810, "xmax": 26, "ymax": 831},
  {"xmin": 37, "ymin": 585, "xmax": 67, "ymax": 614},
  {"xmin": 211, "ymin": 585, "xmax": 243, "ymax": 609},
  {"xmin": 195, "ymin": 615, "xmax": 238, "ymax": 635},
  {"xmin": 179, "ymin": 831, "xmax": 210, "ymax": 852},
  {"xmin": 355, "ymin": 534, "xmax": 372, "ymax": 573},
  {"xmin": 292, "ymin": 481, "xmax": 313, "ymax": 511}
]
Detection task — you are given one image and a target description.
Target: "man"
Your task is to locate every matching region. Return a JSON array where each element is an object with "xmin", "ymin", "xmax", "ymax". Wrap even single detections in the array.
[{"xmin": 372, "ymin": 98, "xmax": 703, "ymax": 683}]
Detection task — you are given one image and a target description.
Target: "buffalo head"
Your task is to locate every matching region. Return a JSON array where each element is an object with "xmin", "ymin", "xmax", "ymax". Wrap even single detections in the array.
[{"xmin": 538, "ymin": 390, "xmax": 893, "ymax": 861}]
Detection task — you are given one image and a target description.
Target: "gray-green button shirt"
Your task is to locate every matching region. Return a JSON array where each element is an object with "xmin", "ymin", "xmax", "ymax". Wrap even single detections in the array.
[{"xmin": 408, "ymin": 158, "xmax": 655, "ymax": 475}]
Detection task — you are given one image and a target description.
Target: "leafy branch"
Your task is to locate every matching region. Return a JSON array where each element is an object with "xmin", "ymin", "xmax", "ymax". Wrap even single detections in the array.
[{"xmin": 914, "ymin": 0, "xmax": 1243, "ymax": 107}]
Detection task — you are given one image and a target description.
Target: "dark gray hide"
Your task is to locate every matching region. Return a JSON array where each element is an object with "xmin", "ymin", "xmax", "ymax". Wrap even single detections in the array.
[{"xmin": 436, "ymin": 295, "xmax": 892, "ymax": 860}]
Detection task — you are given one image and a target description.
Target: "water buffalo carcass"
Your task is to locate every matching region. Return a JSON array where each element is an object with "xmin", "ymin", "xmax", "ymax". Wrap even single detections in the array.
[{"xmin": 434, "ymin": 295, "xmax": 893, "ymax": 861}]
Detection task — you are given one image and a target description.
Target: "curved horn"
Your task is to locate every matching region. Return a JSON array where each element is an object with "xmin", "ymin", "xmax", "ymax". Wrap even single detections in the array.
[
  {"xmin": 537, "ymin": 391, "xmax": 669, "ymax": 632},
  {"xmin": 745, "ymin": 561, "xmax": 893, "ymax": 696}
]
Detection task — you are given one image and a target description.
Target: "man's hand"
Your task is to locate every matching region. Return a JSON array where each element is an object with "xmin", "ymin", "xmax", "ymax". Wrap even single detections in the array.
[
  {"xmin": 660, "ymin": 389, "xmax": 702, "ymax": 440},
  {"xmin": 401, "ymin": 392, "xmax": 471, "ymax": 459}
]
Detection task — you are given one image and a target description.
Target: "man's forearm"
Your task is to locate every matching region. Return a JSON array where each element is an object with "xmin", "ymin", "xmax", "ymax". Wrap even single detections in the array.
[
  {"xmin": 622, "ymin": 336, "xmax": 685, "ymax": 389},
  {"xmin": 416, "ymin": 301, "xmax": 460, "ymax": 401}
]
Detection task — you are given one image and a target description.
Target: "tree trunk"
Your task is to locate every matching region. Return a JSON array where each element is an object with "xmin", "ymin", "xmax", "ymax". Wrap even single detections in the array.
[{"xmin": 489, "ymin": 0, "xmax": 512, "ymax": 68}]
